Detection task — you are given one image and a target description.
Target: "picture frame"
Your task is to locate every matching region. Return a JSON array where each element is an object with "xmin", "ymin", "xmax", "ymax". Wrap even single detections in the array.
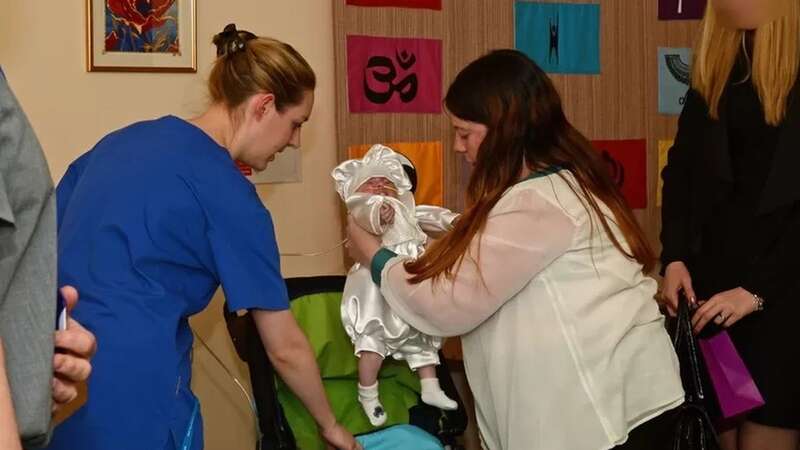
[{"xmin": 86, "ymin": 0, "xmax": 197, "ymax": 73}]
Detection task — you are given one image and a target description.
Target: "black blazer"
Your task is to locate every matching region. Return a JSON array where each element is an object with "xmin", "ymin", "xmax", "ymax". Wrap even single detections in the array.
[{"xmin": 660, "ymin": 80, "xmax": 800, "ymax": 302}]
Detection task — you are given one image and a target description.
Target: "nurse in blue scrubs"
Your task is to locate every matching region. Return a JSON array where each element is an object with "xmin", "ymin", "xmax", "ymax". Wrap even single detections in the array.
[{"xmin": 46, "ymin": 24, "xmax": 360, "ymax": 450}]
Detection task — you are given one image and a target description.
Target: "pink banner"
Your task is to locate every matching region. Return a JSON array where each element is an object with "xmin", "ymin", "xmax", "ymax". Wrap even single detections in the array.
[
  {"xmin": 347, "ymin": 0, "xmax": 442, "ymax": 10},
  {"xmin": 347, "ymin": 35, "xmax": 442, "ymax": 113}
]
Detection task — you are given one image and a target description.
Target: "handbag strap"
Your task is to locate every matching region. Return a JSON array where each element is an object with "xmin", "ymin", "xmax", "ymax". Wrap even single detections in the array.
[{"xmin": 672, "ymin": 295, "xmax": 706, "ymax": 403}]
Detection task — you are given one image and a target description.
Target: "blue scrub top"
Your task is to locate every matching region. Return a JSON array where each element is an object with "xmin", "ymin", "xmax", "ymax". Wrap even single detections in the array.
[{"xmin": 45, "ymin": 116, "xmax": 290, "ymax": 450}]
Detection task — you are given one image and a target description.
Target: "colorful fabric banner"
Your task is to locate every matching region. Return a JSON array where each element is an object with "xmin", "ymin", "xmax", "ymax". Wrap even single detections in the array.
[
  {"xmin": 515, "ymin": 2, "xmax": 601, "ymax": 74},
  {"xmin": 348, "ymin": 141, "xmax": 444, "ymax": 206},
  {"xmin": 591, "ymin": 139, "xmax": 648, "ymax": 209},
  {"xmin": 659, "ymin": 0, "xmax": 707, "ymax": 20},
  {"xmin": 659, "ymin": 47, "xmax": 692, "ymax": 115},
  {"xmin": 347, "ymin": 35, "xmax": 442, "ymax": 114},
  {"xmin": 657, "ymin": 140, "xmax": 673, "ymax": 207},
  {"xmin": 346, "ymin": 0, "xmax": 442, "ymax": 10}
]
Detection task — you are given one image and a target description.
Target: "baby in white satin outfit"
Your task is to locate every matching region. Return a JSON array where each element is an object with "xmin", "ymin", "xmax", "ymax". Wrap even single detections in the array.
[{"xmin": 332, "ymin": 144, "xmax": 458, "ymax": 426}]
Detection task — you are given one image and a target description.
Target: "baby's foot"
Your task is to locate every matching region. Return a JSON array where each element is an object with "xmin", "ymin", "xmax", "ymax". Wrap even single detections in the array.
[
  {"xmin": 358, "ymin": 382, "xmax": 388, "ymax": 426},
  {"xmin": 420, "ymin": 378, "xmax": 458, "ymax": 410}
]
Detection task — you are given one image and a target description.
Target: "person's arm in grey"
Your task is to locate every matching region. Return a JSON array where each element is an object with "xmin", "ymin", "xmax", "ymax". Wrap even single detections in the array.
[
  {"xmin": 0, "ymin": 339, "xmax": 23, "ymax": 450},
  {"xmin": 0, "ymin": 73, "xmax": 97, "ymax": 444}
]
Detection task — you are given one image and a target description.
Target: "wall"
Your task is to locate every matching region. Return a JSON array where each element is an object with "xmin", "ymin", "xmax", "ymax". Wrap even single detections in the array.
[
  {"xmin": 1, "ymin": 0, "xmax": 705, "ymax": 448},
  {"xmin": 0, "ymin": 1, "xmax": 344, "ymax": 449},
  {"xmin": 333, "ymin": 0, "xmax": 701, "ymax": 254},
  {"xmin": 536, "ymin": 0, "xmax": 700, "ymax": 254},
  {"xmin": 333, "ymin": 1, "xmax": 515, "ymax": 211}
]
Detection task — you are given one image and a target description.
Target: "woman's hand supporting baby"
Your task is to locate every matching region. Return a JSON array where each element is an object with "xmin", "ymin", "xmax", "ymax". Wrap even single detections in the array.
[
  {"xmin": 379, "ymin": 204, "xmax": 394, "ymax": 226},
  {"xmin": 346, "ymin": 215, "xmax": 382, "ymax": 267}
]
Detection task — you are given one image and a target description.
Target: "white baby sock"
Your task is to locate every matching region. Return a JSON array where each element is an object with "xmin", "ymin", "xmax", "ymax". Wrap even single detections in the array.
[
  {"xmin": 358, "ymin": 382, "xmax": 387, "ymax": 426},
  {"xmin": 420, "ymin": 377, "xmax": 458, "ymax": 410}
]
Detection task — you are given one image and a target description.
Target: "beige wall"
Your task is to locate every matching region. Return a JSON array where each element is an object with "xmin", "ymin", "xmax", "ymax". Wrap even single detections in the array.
[{"xmin": 1, "ymin": 1, "xmax": 344, "ymax": 449}]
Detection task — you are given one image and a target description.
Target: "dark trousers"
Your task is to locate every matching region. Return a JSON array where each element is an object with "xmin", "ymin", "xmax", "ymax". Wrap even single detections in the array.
[{"xmin": 613, "ymin": 406, "xmax": 680, "ymax": 450}]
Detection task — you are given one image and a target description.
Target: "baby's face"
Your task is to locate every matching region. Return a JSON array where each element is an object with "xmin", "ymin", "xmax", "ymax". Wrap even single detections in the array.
[{"xmin": 356, "ymin": 177, "xmax": 398, "ymax": 198}]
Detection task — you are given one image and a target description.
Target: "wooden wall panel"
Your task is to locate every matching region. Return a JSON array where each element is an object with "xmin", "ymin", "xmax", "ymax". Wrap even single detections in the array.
[
  {"xmin": 333, "ymin": 0, "xmax": 513, "ymax": 210},
  {"xmin": 333, "ymin": 0, "xmax": 702, "ymax": 258},
  {"xmin": 643, "ymin": 2, "xmax": 700, "ymax": 254}
]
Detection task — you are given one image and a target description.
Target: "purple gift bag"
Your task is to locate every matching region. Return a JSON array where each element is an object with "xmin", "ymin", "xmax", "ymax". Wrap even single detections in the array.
[{"xmin": 698, "ymin": 331, "xmax": 765, "ymax": 418}]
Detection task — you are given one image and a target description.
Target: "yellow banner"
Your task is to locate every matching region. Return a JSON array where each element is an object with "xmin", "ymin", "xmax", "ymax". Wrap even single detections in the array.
[
  {"xmin": 657, "ymin": 140, "xmax": 674, "ymax": 207},
  {"xmin": 347, "ymin": 141, "xmax": 444, "ymax": 206}
]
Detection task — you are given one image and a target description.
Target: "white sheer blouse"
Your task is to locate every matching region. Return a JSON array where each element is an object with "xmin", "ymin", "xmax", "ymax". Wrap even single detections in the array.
[{"xmin": 376, "ymin": 171, "xmax": 684, "ymax": 450}]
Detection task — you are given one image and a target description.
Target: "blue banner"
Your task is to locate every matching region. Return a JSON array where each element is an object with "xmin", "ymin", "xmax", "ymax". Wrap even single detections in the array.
[
  {"xmin": 658, "ymin": 47, "xmax": 692, "ymax": 115},
  {"xmin": 515, "ymin": 2, "xmax": 601, "ymax": 75}
]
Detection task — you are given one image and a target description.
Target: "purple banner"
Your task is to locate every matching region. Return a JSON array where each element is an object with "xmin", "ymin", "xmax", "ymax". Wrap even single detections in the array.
[{"xmin": 658, "ymin": 0, "xmax": 707, "ymax": 20}]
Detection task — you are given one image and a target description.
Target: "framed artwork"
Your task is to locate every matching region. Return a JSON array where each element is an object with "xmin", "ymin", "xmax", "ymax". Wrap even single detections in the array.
[{"xmin": 86, "ymin": 0, "xmax": 196, "ymax": 72}]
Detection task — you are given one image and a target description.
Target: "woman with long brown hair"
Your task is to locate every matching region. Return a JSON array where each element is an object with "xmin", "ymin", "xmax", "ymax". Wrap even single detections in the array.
[
  {"xmin": 660, "ymin": 0, "xmax": 800, "ymax": 449},
  {"xmin": 347, "ymin": 49, "xmax": 684, "ymax": 450}
]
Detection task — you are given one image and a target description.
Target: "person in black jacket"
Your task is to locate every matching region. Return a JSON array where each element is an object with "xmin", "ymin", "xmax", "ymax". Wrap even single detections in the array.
[{"xmin": 660, "ymin": 1, "xmax": 799, "ymax": 449}]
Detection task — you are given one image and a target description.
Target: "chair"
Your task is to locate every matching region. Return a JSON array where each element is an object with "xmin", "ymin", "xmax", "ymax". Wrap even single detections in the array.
[{"xmin": 224, "ymin": 275, "xmax": 467, "ymax": 450}]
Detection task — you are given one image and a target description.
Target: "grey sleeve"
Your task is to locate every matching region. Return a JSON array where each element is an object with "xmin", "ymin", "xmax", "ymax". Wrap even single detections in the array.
[{"xmin": 0, "ymin": 75, "xmax": 57, "ymax": 448}]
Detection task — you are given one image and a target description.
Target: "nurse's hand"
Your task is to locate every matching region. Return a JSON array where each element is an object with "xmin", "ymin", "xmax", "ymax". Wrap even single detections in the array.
[
  {"xmin": 346, "ymin": 215, "xmax": 381, "ymax": 267},
  {"xmin": 321, "ymin": 421, "xmax": 362, "ymax": 450},
  {"xmin": 52, "ymin": 286, "xmax": 97, "ymax": 413}
]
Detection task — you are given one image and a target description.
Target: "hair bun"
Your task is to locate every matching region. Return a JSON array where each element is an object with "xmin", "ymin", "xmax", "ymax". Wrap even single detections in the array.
[{"xmin": 213, "ymin": 23, "xmax": 256, "ymax": 57}]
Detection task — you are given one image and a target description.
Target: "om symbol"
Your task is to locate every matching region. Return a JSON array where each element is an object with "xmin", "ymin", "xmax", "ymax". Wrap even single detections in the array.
[{"xmin": 363, "ymin": 49, "xmax": 419, "ymax": 104}]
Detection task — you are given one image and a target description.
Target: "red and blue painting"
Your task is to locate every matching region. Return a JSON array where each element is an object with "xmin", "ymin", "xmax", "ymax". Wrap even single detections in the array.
[{"xmin": 104, "ymin": 0, "xmax": 180, "ymax": 53}]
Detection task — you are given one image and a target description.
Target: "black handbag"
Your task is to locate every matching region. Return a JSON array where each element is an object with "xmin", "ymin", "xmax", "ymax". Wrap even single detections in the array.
[{"xmin": 669, "ymin": 295, "xmax": 722, "ymax": 450}]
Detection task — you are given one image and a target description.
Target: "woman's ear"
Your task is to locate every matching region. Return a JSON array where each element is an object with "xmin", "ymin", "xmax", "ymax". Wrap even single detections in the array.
[{"xmin": 250, "ymin": 93, "xmax": 276, "ymax": 121}]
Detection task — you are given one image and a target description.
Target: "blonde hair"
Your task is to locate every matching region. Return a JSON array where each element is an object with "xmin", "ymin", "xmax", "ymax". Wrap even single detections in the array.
[
  {"xmin": 692, "ymin": 0, "xmax": 799, "ymax": 125},
  {"xmin": 209, "ymin": 25, "xmax": 316, "ymax": 111}
]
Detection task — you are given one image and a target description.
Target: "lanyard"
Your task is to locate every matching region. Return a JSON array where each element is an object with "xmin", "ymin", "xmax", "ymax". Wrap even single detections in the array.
[{"xmin": 180, "ymin": 397, "xmax": 200, "ymax": 450}]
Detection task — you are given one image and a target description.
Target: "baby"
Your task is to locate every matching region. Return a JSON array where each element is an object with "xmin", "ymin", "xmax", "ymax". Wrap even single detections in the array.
[{"xmin": 332, "ymin": 144, "xmax": 458, "ymax": 427}]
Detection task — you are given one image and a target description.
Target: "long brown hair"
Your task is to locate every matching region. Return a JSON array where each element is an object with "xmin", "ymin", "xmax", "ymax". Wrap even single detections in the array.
[
  {"xmin": 405, "ymin": 49, "xmax": 655, "ymax": 284},
  {"xmin": 693, "ymin": 0, "xmax": 799, "ymax": 125}
]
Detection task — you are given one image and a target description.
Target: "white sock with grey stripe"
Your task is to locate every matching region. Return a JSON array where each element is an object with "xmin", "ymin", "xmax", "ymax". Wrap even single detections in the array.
[{"xmin": 358, "ymin": 382, "xmax": 387, "ymax": 426}]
